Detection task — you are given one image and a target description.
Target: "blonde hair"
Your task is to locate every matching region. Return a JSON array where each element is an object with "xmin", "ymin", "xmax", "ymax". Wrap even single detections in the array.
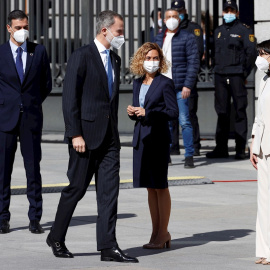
[{"xmin": 129, "ymin": 42, "xmax": 169, "ymax": 76}]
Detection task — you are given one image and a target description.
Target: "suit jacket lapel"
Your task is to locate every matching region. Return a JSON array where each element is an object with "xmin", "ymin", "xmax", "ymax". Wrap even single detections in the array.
[
  {"xmin": 1, "ymin": 42, "xmax": 21, "ymax": 89},
  {"xmin": 23, "ymin": 41, "xmax": 34, "ymax": 85},
  {"xmin": 89, "ymin": 41, "xmax": 109, "ymax": 98},
  {"xmin": 111, "ymin": 52, "xmax": 120, "ymax": 100},
  {"xmin": 260, "ymin": 75, "xmax": 269, "ymax": 96},
  {"xmin": 143, "ymin": 74, "xmax": 161, "ymax": 107}
]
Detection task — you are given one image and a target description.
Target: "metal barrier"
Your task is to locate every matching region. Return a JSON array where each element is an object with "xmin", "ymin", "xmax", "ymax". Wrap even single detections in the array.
[{"xmin": 0, "ymin": 0, "xmax": 225, "ymax": 87}]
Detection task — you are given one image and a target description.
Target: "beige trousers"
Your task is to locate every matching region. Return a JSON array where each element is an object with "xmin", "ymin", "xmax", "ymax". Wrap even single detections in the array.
[{"xmin": 256, "ymin": 150, "xmax": 270, "ymax": 260}]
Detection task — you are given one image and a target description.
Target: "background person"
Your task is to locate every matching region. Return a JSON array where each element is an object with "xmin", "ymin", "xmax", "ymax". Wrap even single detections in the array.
[
  {"xmin": 170, "ymin": 0, "xmax": 204, "ymax": 156},
  {"xmin": 0, "ymin": 10, "xmax": 52, "ymax": 234},
  {"xmin": 46, "ymin": 10, "xmax": 138, "ymax": 263},
  {"xmin": 154, "ymin": 8, "xmax": 200, "ymax": 168},
  {"xmin": 142, "ymin": 8, "xmax": 163, "ymax": 43},
  {"xmin": 206, "ymin": 0, "xmax": 256, "ymax": 160},
  {"xmin": 127, "ymin": 42, "xmax": 178, "ymax": 249},
  {"xmin": 250, "ymin": 39, "xmax": 270, "ymax": 265}
]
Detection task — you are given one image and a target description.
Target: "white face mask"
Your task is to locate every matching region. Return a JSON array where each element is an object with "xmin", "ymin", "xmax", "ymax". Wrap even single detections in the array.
[
  {"xmin": 11, "ymin": 28, "xmax": 29, "ymax": 43},
  {"xmin": 255, "ymin": 56, "xmax": 270, "ymax": 71},
  {"xmin": 143, "ymin": 61, "xmax": 160, "ymax": 74},
  {"xmin": 158, "ymin": 19, "xmax": 163, "ymax": 28},
  {"xmin": 106, "ymin": 28, "xmax": 125, "ymax": 50},
  {"xmin": 166, "ymin": 18, "xmax": 179, "ymax": 31}
]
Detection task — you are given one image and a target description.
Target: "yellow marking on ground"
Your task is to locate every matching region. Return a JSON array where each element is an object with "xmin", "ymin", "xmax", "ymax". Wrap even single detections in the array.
[{"xmin": 11, "ymin": 176, "xmax": 206, "ymax": 189}]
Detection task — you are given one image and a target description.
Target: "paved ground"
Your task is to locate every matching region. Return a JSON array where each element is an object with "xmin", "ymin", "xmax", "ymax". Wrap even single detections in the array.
[{"xmin": 1, "ymin": 136, "xmax": 260, "ymax": 270}]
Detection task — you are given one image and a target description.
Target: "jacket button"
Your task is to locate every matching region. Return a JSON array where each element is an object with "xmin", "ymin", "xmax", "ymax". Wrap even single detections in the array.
[{"xmin": 106, "ymin": 115, "xmax": 109, "ymax": 119}]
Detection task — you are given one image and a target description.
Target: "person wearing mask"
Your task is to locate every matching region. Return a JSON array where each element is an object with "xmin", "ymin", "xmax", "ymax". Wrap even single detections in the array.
[
  {"xmin": 154, "ymin": 9, "xmax": 200, "ymax": 168},
  {"xmin": 250, "ymin": 39, "xmax": 270, "ymax": 265},
  {"xmin": 206, "ymin": 0, "xmax": 256, "ymax": 159},
  {"xmin": 142, "ymin": 8, "xmax": 163, "ymax": 43},
  {"xmin": 170, "ymin": 0, "xmax": 204, "ymax": 156},
  {"xmin": 46, "ymin": 10, "xmax": 138, "ymax": 263},
  {"xmin": 127, "ymin": 42, "xmax": 178, "ymax": 249},
  {"xmin": 201, "ymin": 11, "xmax": 214, "ymax": 68},
  {"xmin": 0, "ymin": 10, "xmax": 52, "ymax": 234}
]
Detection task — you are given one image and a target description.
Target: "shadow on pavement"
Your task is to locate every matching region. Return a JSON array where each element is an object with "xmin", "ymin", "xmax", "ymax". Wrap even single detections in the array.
[
  {"xmin": 11, "ymin": 213, "xmax": 137, "ymax": 232},
  {"xmin": 123, "ymin": 229, "xmax": 254, "ymax": 258},
  {"xmin": 170, "ymin": 155, "xmax": 249, "ymax": 168}
]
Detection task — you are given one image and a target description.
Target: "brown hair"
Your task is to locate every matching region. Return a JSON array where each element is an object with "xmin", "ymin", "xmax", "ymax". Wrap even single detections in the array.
[{"xmin": 129, "ymin": 42, "xmax": 169, "ymax": 76}]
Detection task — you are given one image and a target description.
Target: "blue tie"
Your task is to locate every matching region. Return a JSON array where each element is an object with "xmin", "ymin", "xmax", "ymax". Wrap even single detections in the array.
[
  {"xmin": 105, "ymin": 49, "xmax": 113, "ymax": 98},
  {"xmin": 16, "ymin": 47, "xmax": 24, "ymax": 84}
]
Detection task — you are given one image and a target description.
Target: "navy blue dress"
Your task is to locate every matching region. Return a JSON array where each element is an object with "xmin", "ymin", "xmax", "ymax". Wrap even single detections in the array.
[{"xmin": 130, "ymin": 73, "xmax": 179, "ymax": 189}]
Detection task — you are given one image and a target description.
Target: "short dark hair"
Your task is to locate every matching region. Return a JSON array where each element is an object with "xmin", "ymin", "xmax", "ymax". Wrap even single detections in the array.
[
  {"xmin": 8, "ymin": 10, "xmax": 28, "ymax": 26},
  {"xmin": 257, "ymin": 39, "xmax": 270, "ymax": 56},
  {"xmin": 96, "ymin": 10, "xmax": 123, "ymax": 34},
  {"xmin": 150, "ymin": 8, "xmax": 162, "ymax": 20}
]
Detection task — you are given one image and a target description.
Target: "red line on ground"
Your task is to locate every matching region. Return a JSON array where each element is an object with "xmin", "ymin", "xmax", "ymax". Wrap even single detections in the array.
[{"xmin": 212, "ymin": 180, "xmax": 257, "ymax": 182}]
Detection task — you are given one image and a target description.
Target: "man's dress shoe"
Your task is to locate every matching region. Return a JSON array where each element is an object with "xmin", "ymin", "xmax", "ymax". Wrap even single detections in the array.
[
  {"xmin": 0, "ymin": 219, "xmax": 10, "ymax": 234},
  {"xmin": 46, "ymin": 232, "xmax": 74, "ymax": 258},
  {"xmin": 101, "ymin": 246, "xmax": 139, "ymax": 263},
  {"xmin": 29, "ymin": 220, "xmax": 44, "ymax": 234},
  {"xmin": 206, "ymin": 150, "xmax": 229, "ymax": 158}
]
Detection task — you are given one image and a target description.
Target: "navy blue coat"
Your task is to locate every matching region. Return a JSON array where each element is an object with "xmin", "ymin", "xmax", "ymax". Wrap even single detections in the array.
[
  {"xmin": 130, "ymin": 73, "xmax": 178, "ymax": 188},
  {"xmin": 154, "ymin": 28, "xmax": 200, "ymax": 91},
  {"xmin": 0, "ymin": 41, "xmax": 52, "ymax": 132},
  {"xmin": 130, "ymin": 73, "xmax": 179, "ymax": 148}
]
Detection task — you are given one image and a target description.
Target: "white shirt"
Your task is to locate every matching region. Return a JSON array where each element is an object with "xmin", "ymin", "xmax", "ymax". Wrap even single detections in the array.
[
  {"xmin": 162, "ymin": 32, "xmax": 175, "ymax": 79},
  {"xmin": 9, "ymin": 40, "xmax": 27, "ymax": 73},
  {"xmin": 94, "ymin": 38, "xmax": 114, "ymax": 81}
]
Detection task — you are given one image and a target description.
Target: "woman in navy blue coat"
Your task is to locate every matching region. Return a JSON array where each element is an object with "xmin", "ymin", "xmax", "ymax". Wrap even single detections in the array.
[{"xmin": 127, "ymin": 42, "xmax": 179, "ymax": 249}]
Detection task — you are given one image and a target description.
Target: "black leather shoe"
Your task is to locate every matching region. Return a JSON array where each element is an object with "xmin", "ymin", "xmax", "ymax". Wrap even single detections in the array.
[
  {"xmin": 184, "ymin": 156, "xmax": 195, "ymax": 168},
  {"xmin": 101, "ymin": 246, "xmax": 139, "ymax": 263},
  {"xmin": 46, "ymin": 232, "xmax": 74, "ymax": 258},
  {"xmin": 0, "ymin": 219, "xmax": 10, "ymax": 234},
  {"xmin": 29, "ymin": 220, "xmax": 44, "ymax": 234},
  {"xmin": 193, "ymin": 148, "xmax": 200, "ymax": 156},
  {"xmin": 235, "ymin": 152, "xmax": 247, "ymax": 160},
  {"xmin": 206, "ymin": 150, "xmax": 229, "ymax": 158},
  {"xmin": 170, "ymin": 149, "xmax": 180, "ymax": 155}
]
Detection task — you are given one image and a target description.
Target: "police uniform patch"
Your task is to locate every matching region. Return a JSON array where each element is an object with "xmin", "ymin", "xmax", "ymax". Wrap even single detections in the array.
[
  {"xmin": 194, "ymin": 29, "xmax": 200, "ymax": 36},
  {"xmin": 249, "ymin": 34, "xmax": 255, "ymax": 42},
  {"xmin": 218, "ymin": 32, "xmax": 221, "ymax": 38}
]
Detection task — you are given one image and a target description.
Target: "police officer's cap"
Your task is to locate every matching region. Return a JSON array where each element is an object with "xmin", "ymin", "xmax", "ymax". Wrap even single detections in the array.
[
  {"xmin": 171, "ymin": 0, "xmax": 185, "ymax": 10},
  {"xmin": 223, "ymin": 0, "xmax": 238, "ymax": 11}
]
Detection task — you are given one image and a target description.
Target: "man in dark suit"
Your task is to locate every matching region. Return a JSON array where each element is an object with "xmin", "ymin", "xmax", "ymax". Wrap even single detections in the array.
[
  {"xmin": 0, "ymin": 10, "xmax": 52, "ymax": 234},
  {"xmin": 46, "ymin": 10, "xmax": 138, "ymax": 263}
]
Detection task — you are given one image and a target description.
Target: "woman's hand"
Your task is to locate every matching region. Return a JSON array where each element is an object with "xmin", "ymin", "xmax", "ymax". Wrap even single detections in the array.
[
  {"xmin": 127, "ymin": 105, "xmax": 135, "ymax": 116},
  {"xmin": 250, "ymin": 137, "xmax": 258, "ymax": 170},
  {"xmin": 134, "ymin": 107, "xmax": 145, "ymax": 117}
]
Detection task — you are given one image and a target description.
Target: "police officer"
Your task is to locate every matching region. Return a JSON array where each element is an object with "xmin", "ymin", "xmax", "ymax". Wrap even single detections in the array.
[
  {"xmin": 206, "ymin": 0, "xmax": 256, "ymax": 159},
  {"xmin": 170, "ymin": 0, "xmax": 204, "ymax": 156}
]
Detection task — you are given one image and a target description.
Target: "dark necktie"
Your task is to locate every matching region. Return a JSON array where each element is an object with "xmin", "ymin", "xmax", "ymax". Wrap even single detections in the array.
[
  {"xmin": 105, "ymin": 49, "xmax": 113, "ymax": 98},
  {"xmin": 16, "ymin": 47, "xmax": 24, "ymax": 84}
]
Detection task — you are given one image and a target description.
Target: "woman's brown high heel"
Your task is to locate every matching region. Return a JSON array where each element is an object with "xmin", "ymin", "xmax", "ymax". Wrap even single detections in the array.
[
  {"xmin": 143, "ymin": 234, "xmax": 157, "ymax": 249},
  {"xmin": 146, "ymin": 232, "xmax": 171, "ymax": 249}
]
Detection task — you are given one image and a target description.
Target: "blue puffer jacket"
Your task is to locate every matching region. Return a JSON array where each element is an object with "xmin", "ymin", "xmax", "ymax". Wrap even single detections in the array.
[{"xmin": 154, "ymin": 28, "xmax": 200, "ymax": 91}]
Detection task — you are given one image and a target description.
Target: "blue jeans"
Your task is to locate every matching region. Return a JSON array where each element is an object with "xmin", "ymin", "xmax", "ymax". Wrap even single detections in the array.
[{"xmin": 176, "ymin": 91, "xmax": 194, "ymax": 157}]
